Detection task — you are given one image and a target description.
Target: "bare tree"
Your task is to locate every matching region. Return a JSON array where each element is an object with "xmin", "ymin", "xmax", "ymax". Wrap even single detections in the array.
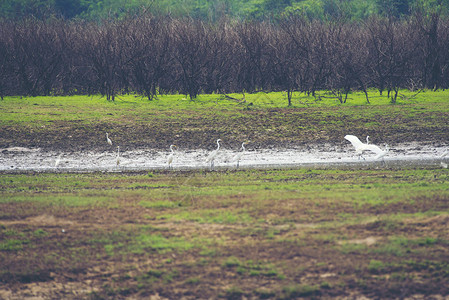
[
  {"xmin": 412, "ymin": 11, "xmax": 442, "ymax": 90},
  {"xmin": 0, "ymin": 21, "xmax": 13, "ymax": 99},
  {"xmin": 171, "ymin": 19, "xmax": 211, "ymax": 100},
  {"xmin": 126, "ymin": 16, "xmax": 173, "ymax": 100},
  {"xmin": 329, "ymin": 23, "xmax": 371, "ymax": 103},
  {"xmin": 79, "ymin": 20, "xmax": 131, "ymax": 101},
  {"xmin": 235, "ymin": 21, "xmax": 272, "ymax": 93},
  {"xmin": 10, "ymin": 19, "xmax": 67, "ymax": 96},
  {"xmin": 2, "ymin": 15, "xmax": 449, "ymax": 100}
]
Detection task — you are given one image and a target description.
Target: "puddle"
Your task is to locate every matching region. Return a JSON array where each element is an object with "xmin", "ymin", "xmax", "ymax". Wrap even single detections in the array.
[
  {"xmin": 0, "ymin": 143, "xmax": 447, "ymax": 173},
  {"xmin": 338, "ymin": 237, "xmax": 379, "ymax": 246}
]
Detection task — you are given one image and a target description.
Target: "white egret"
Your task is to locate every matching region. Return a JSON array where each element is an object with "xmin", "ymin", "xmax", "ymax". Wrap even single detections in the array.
[
  {"xmin": 366, "ymin": 136, "xmax": 370, "ymax": 144},
  {"xmin": 167, "ymin": 145, "xmax": 177, "ymax": 169},
  {"xmin": 344, "ymin": 135, "xmax": 386, "ymax": 160},
  {"xmin": 116, "ymin": 146, "xmax": 120, "ymax": 167},
  {"xmin": 231, "ymin": 142, "xmax": 247, "ymax": 168},
  {"xmin": 206, "ymin": 139, "xmax": 222, "ymax": 169},
  {"xmin": 106, "ymin": 133, "xmax": 112, "ymax": 146},
  {"xmin": 374, "ymin": 144, "xmax": 389, "ymax": 165},
  {"xmin": 54, "ymin": 153, "xmax": 63, "ymax": 168}
]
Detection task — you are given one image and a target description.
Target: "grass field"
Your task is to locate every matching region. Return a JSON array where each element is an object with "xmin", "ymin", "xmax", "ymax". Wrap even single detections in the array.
[
  {"xmin": 1, "ymin": 89, "xmax": 449, "ymax": 151},
  {"xmin": 1, "ymin": 90, "xmax": 449, "ymax": 298},
  {"xmin": 1, "ymin": 168, "xmax": 449, "ymax": 299}
]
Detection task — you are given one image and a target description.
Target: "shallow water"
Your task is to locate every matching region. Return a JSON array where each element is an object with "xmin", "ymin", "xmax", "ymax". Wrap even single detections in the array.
[{"xmin": 0, "ymin": 143, "xmax": 448, "ymax": 173}]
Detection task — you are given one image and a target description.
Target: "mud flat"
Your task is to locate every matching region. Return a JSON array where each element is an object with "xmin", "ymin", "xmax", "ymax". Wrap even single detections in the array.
[{"xmin": 1, "ymin": 142, "xmax": 447, "ymax": 173}]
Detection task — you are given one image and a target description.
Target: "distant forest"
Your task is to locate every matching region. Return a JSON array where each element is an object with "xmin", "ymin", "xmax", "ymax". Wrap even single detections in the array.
[
  {"xmin": 1, "ymin": 0, "xmax": 449, "ymax": 21},
  {"xmin": 2, "ymin": 1, "xmax": 449, "ymax": 103}
]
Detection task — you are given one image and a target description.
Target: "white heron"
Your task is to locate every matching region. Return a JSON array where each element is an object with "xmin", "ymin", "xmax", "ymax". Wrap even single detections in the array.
[
  {"xmin": 116, "ymin": 146, "xmax": 120, "ymax": 167},
  {"xmin": 54, "ymin": 153, "xmax": 63, "ymax": 168},
  {"xmin": 106, "ymin": 133, "xmax": 112, "ymax": 146},
  {"xmin": 366, "ymin": 136, "xmax": 370, "ymax": 144},
  {"xmin": 231, "ymin": 142, "xmax": 247, "ymax": 168},
  {"xmin": 374, "ymin": 144, "xmax": 390, "ymax": 165},
  {"xmin": 167, "ymin": 144, "xmax": 177, "ymax": 169},
  {"xmin": 206, "ymin": 139, "xmax": 222, "ymax": 169},
  {"xmin": 344, "ymin": 135, "xmax": 387, "ymax": 160}
]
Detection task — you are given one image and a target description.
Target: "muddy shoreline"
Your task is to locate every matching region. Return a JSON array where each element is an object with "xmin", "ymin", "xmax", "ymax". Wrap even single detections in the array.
[{"xmin": 1, "ymin": 142, "xmax": 447, "ymax": 173}]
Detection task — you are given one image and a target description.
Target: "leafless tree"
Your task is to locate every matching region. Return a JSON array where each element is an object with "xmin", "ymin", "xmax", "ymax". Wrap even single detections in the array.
[
  {"xmin": 328, "ymin": 23, "xmax": 371, "ymax": 103},
  {"xmin": 9, "ymin": 19, "xmax": 67, "ymax": 96},
  {"xmin": 412, "ymin": 11, "xmax": 442, "ymax": 90},
  {"xmin": 171, "ymin": 19, "xmax": 212, "ymax": 100},
  {"xmin": 126, "ymin": 16, "xmax": 173, "ymax": 100},
  {"xmin": 2, "ymin": 15, "xmax": 449, "ymax": 100},
  {"xmin": 78, "ymin": 20, "xmax": 131, "ymax": 101}
]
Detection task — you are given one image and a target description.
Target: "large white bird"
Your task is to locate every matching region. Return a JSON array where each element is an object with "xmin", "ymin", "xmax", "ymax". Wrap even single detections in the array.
[
  {"xmin": 167, "ymin": 144, "xmax": 176, "ymax": 169},
  {"xmin": 116, "ymin": 146, "xmax": 120, "ymax": 167},
  {"xmin": 206, "ymin": 139, "xmax": 222, "ymax": 169},
  {"xmin": 106, "ymin": 133, "xmax": 112, "ymax": 146},
  {"xmin": 54, "ymin": 153, "xmax": 63, "ymax": 168},
  {"xmin": 344, "ymin": 135, "xmax": 387, "ymax": 160},
  {"xmin": 231, "ymin": 142, "xmax": 247, "ymax": 168},
  {"xmin": 374, "ymin": 144, "xmax": 389, "ymax": 164}
]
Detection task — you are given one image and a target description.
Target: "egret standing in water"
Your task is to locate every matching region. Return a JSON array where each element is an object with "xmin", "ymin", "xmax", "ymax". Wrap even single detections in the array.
[
  {"xmin": 116, "ymin": 146, "xmax": 120, "ymax": 167},
  {"xmin": 167, "ymin": 145, "xmax": 177, "ymax": 169},
  {"xmin": 344, "ymin": 135, "xmax": 387, "ymax": 160},
  {"xmin": 439, "ymin": 149, "xmax": 448, "ymax": 169},
  {"xmin": 106, "ymin": 133, "xmax": 112, "ymax": 146},
  {"xmin": 374, "ymin": 144, "xmax": 389, "ymax": 165},
  {"xmin": 231, "ymin": 142, "xmax": 247, "ymax": 168},
  {"xmin": 54, "ymin": 153, "xmax": 63, "ymax": 168},
  {"xmin": 206, "ymin": 139, "xmax": 222, "ymax": 169}
]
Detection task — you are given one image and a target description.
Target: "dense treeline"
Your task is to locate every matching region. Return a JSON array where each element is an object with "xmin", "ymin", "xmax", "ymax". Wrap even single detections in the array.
[
  {"xmin": 1, "ymin": 13, "xmax": 449, "ymax": 104},
  {"xmin": 1, "ymin": 0, "xmax": 449, "ymax": 21}
]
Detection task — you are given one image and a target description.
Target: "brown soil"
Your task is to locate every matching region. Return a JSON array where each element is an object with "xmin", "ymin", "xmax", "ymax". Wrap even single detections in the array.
[
  {"xmin": 1, "ymin": 195, "xmax": 449, "ymax": 299},
  {"xmin": 1, "ymin": 107, "xmax": 448, "ymax": 152}
]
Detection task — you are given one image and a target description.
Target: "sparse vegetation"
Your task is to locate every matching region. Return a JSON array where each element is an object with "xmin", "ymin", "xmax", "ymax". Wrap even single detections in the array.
[
  {"xmin": 1, "ymin": 90, "xmax": 449, "ymax": 151},
  {"xmin": 1, "ymin": 168, "xmax": 448, "ymax": 298}
]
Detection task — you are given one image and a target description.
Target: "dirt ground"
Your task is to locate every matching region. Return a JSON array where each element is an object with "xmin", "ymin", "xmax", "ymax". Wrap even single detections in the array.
[
  {"xmin": 1, "ymin": 169, "xmax": 449, "ymax": 299},
  {"xmin": 1, "ymin": 105, "xmax": 449, "ymax": 153},
  {"xmin": 1, "ymin": 100, "xmax": 449, "ymax": 299}
]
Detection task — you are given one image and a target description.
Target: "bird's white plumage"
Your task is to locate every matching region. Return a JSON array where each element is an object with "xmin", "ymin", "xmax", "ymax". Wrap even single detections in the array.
[
  {"xmin": 106, "ymin": 133, "xmax": 112, "ymax": 146},
  {"xmin": 345, "ymin": 135, "xmax": 387, "ymax": 160},
  {"xmin": 373, "ymin": 144, "xmax": 389, "ymax": 160},
  {"xmin": 116, "ymin": 146, "xmax": 120, "ymax": 166},
  {"xmin": 345, "ymin": 135, "xmax": 382, "ymax": 153},
  {"xmin": 232, "ymin": 142, "xmax": 247, "ymax": 167},
  {"xmin": 167, "ymin": 145, "xmax": 176, "ymax": 168},
  {"xmin": 206, "ymin": 139, "xmax": 222, "ymax": 168},
  {"xmin": 54, "ymin": 153, "xmax": 63, "ymax": 168}
]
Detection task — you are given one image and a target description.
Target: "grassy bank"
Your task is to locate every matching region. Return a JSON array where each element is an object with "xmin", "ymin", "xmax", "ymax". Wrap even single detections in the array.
[
  {"xmin": 1, "ymin": 168, "xmax": 449, "ymax": 298},
  {"xmin": 1, "ymin": 90, "xmax": 448, "ymax": 151}
]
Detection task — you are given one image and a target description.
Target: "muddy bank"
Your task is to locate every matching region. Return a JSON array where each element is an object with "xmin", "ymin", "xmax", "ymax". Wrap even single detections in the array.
[{"xmin": 1, "ymin": 142, "xmax": 447, "ymax": 172}]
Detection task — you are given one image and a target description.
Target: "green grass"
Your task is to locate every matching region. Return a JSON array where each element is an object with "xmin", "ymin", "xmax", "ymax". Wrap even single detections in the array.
[
  {"xmin": 1, "ymin": 168, "xmax": 449, "ymax": 298},
  {"xmin": 1, "ymin": 90, "xmax": 448, "ymax": 150}
]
